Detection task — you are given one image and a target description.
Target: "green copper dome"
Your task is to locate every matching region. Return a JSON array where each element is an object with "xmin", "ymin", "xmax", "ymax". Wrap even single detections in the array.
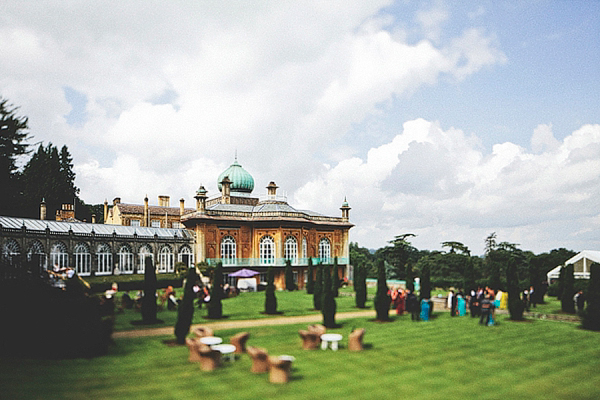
[{"xmin": 217, "ymin": 158, "xmax": 255, "ymax": 193}]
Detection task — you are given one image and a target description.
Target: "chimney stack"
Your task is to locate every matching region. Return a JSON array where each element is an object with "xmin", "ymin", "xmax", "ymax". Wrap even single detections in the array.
[
  {"xmin": 220, "ymin": 177, "xmax": 231, "ymax": 204},
  {"xmin": 195, "ymin": 186, "xmax": 208, "ymax": 212},
  {"xmin": 158, "ymin": 195, "xmax": 170, "ymax": 207},
  {"xmin": 180, "ymin": 198, "xmax": 185, "ymax": 216},
  {"xmin": 143, "ymin": 195, "xmax": 149, "ymax": 227},
  {"xmin": 40, "ymin": 199, "xmax": 47, "ymax": 220}
]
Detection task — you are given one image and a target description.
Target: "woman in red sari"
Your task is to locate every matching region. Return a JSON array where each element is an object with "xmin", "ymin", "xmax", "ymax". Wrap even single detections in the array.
[{"xmin": 396, "ymin": 289, "xmax": 406, "ymax": 315}]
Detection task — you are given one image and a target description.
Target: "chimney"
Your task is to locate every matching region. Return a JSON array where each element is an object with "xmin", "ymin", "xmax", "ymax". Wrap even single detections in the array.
[
  {"xmin": 143, "ymin": 195, "xmax": 149, "ymax": 227},
  {"xmin": 195, "ymin": 185, "xmax": 208, "ymax": 212},
  {"xmin": 113, "ymin": 197, "xmax": 121, "ymax": 205},
  {"xmin": 40, "ymin": 199, "xmax": 47, "ymax": 220},
  {"xmin": 103, "ymin": 199, "xmax": 108, "ymax": 222},
  {"xmin": 91, "ymin": 214, "xmax": 96, "ymax": 224},
  {"xmin": 266, "ymin": 181, "xmax": 278, "ymax": 199},
  {"xmin": 180, "ymin": 198, "xmax": 185, "ymax": 216},
  {"xmin": 158, "ymin": 195, "xmax": 170, "ymax": 207},
  {"xmin": 220, "ymin": 176, "xmax": 231, "ymax": 204}
]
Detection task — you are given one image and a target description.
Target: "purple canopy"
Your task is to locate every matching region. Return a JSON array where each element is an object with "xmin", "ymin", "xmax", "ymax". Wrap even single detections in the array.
[{"xmin": 228, "ymin": 268, "xmax": 260, "ymax": 277}]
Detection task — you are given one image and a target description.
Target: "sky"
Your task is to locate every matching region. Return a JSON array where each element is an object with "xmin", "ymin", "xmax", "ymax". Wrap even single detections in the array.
[{"xmin": 1, "ymin": 1, "xmax": 599, "ymax": 255}]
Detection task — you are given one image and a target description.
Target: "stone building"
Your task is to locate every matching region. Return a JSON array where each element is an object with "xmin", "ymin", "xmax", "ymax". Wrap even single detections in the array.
[{"xmin": 104, "ymin": 195, "xmax": 195, "ymax": 228}]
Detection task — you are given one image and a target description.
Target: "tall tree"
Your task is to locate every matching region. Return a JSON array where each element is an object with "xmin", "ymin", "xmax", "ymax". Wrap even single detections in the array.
[
  {"xmin": 175, "ymin": 267, "xmax": 197, "ymax": 344},
  {"xmin": 284, "ymin": 259, "xmax": 295, "ymax": 291},
  {"xmin": 321, "ymin": 264, "xmax": 337, "ymax": 328},
  {"xmin": 313, "ymin": 264, "xmax": 323, "ymax": 310},
  {"xmin": 561, "ymin": 264, "xmax": 575, "ymax": 314},
  {"xmin": 506, "ymin": 256, "xmax": 525, "ymax": 320},
  {"xmin": 405, "ymin": 260, "xmax": 415, "ymax": 292},
  {"xmin": 355, "ymin": 264, "xmax": 367, "ymax": 308},
  {"xmin": 0, "ymin": 98, "xmax": 30, "ymax": 216},
  {"xmin": 582, "ymin": 263, "xmax": 600, "ymax": 331},
  {"xmin": 306, "ymin": 257, "xmax": 315, "ymax": 294},
  {"xmin": 207, "ymin": 262, "xmax": 224, "ymax": 319},
  {"xmin": 264, "ymin": 265, "xmax": 278, "ymax": 314},
  {"xmin": 332, "ymin": 257, "xmax": 340, "ymax": 297},
  {"xmin": 141, "ymin": 256, "xmax": 158, "ymax": 324},
  {"xmin": 374, "ymin": 259, "xmax": 391, "ymax": 321},
  {"xmin": 383, "ymin": 233, "xmax": 417, "ymax": 280}
]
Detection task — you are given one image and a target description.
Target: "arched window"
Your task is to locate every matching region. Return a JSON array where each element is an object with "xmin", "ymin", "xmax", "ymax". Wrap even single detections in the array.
[
  {"xmin": 96, "ymin": 243, "xmax": 112, "ymax": 275},
  {"xmin": 284, "ymin": 236, "xmax": 298, "ymax": 265},
  {"xmin": 159, "ymin": 245, "xmax": 174, "ymax": 273},
  {"xmin": 260, "ymin": 236, "xmax": 275, "ymax": 265},
  {"xmin": 178, "ymin": 245, "xmax": 194, "ymax": 268},
  {"xmin": 50, "ymin": 242, "xmax": 69, "ymax": 270},
  {"xmin": 118, "ymin": 245, "xmax": 134, "ymax": 274},
  {"xmin": 2, "ymin": 239, "xmax": 20, "ymax": 265},
  {"xmin": 74, "ymin": 242, "xmax": 91, "ymax": 275},
  {"xmin": 318, "ymin": 238, "xmax": 331, "ymax": 263},
  {"xmin": 27, "ymin": 240, "xmax": 47, "ymax": 269},
  {"xmin": 302, "ymin": 236, "xmax": 307, "ymax": 259},
  {"xmin": 221, "ymin": 236, "xmax": 236, "ymax": 265},
  {"xmin": 138, "ymin": 245, "xmax": 153, "ymax": 274}
]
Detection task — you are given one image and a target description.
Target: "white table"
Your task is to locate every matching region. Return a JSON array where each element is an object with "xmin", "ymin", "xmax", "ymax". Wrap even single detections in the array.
[
  {"xmin": 199, "ymin": 336, "xmax": 223, "ymax": 346},
  {"xmin": 320, "ymin": 333, "xmax": 343, "ymax": 351},
  {"xmin": 211, "ymin": 344, "xmax": 236, "ymax": 361}
]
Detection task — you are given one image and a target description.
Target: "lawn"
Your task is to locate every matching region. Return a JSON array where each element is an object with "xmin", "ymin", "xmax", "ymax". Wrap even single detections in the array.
[
  {"xmin": 2, "ymin": 312, "xmax": 599, "ymax": 399},
  {"xmin": 112, "ymin": 287, "xmax": 372, "ymax": 332}
]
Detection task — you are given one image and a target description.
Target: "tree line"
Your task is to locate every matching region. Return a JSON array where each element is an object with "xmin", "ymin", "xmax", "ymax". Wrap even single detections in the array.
[{"xmin": 1, "ymin": 97, "xmax": 101, "ymax": 221}]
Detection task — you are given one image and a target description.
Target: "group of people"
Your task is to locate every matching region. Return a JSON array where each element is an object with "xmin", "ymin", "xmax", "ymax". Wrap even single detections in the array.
[
  {"xmin": 451, "ymin": 287, "xmax": 499, "ymax": 326},
  {"xmin": 388, "ymin": 288, "xmax": 429, "ymax": 321}
]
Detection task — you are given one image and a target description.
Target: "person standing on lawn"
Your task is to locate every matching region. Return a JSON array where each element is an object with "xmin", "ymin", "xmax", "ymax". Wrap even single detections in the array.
[{"xmin": 479, "ymin": 295, "xmax": 493, "ymax": 326}]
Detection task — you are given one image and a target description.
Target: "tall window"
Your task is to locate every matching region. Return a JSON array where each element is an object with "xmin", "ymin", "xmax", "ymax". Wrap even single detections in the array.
[
  {"xmin": 27, "ymin": 240, "xmax": 47, "ymax": 269},
  {"xmin": 138, "ymin": 245, "xmax": 153, "ymax": 273},
  {"xmin": 2, "ymin": 239, "xmax": 20, "ymax": 265},
  {"xmin": 50, "ymin": 242, "xmax": 69, "ymax": 269},
  {"xmin": 96, "ymin": 243, "xmax": 112, "ymax": 275},
  {"xmin": 318, "ymin": 238, "xmax": 331, "ymax": 263},
  {"xmin": 221, "ymin": 236, "xmax": 236, "ymax": 265},
  {"xmin": 159, "ymin": 246, "xmax": 174, "ymax": 273},
  {"xmin": 130, "ymin": 220, "xmax": 140, "ymax": 227},
  {"xmin": 118, "ymin": 245, "xmax": 134, "ymax": 274},
  {"xmin": 178, "ymin": 245, "xmax": 194, "ymax": 268},
  {"xmin": 260, "ymin": 236, "xmax": 275, "ymax": 265},
  {"xmin": 284, "ymin": 236, "xmax": 298, "ymax": 265},
  {"xmin": 74, "ymin": 243, "xmax": 91, "ymax": 275},
  {"xmin": 302, "ymin": 236, "xmax": 307, "ymax": 260}
]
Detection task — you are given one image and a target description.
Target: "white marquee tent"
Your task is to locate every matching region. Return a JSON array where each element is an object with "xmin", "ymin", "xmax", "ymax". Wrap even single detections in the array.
[{"xmin": 546, "ymin": 250, "xmax": 600, "ymax": 283}]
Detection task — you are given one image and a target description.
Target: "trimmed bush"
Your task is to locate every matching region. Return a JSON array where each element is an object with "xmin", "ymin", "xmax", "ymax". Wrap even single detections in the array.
[
  {"xmin": 285, "ymin": 259, "xmax": 296, "ymax": 291},
  {"xmin": 405, "ymin": 260, "xmax": 414, "ymax": 292},
  {"xmin": 582, "ymin": 263, "xmax": 600, "ymax": 331},
  {"xmin": 374, "ymin": 260, "xmax": 391, "ymax": 321},
  {"xmin": 321, "ymin": 264, "xmax": 337, "ymax": 328},
  {"xmin": 174, "ymin": 267, "xmax": 197, "ymax": 344},
  {"xmin": 313, "ymin": 264, "xmax": 323, "ymax": 310},
  {"xmin": 207, "ymin": 262, "xmax": 224, "ymax": 319},
  {"xmin": 561, "ymin": 264, "xmax": 576, "ymax": 314},
  {"xmin": 264, "ymin": 265, "xmax": 278, "ymax": 314},
  {"xmin": 306, "ymin": 258, "xmax": 315, "ymax": 294},
  {"xmin": 141, "ymin": 256, "xmax": 158, "ymax": 324},
  {"xmin": 332, "ymin": 257, "xmax": 340, "ymax": 297},
  {"xmin": 355, "ymin": 264, "xmax": 367, "ymax": 308},
  {"xmin": 506, "ymin": 257, "xmax": 525, "ymax": 320}
]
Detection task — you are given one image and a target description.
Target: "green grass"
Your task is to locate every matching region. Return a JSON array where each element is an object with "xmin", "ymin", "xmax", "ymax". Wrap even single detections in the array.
[
  {"xmin": 2, "ymin": 312, "xmax": 599, "ymax": 399},
  {"xmin": 112, "ymin": 287, "xmax": 372, "ymax": 332}
]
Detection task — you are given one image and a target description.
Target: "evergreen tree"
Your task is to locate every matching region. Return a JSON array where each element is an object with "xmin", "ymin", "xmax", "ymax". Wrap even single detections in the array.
[
  {"xmin": 0, "ymin": 98, "xmax": 30, "ymax": 217},
  {"xmin": 207, "ymin": 262, "xmax": 224, "ymax": 319},
  {"xmin": 332, "ymin": 257, "xmax": 340, "ymax": 297},
  {"xmin": 374, "ymin": 259, "xmax": 391, "ymax": 321},
  {"xmin": 355, "ymin": 264, "xmax": 367, "ymax": 308},
  {"xmin": 313, "ymin": 264, "xmax": 323, "ymax": 310},
  {"xmin": 141, "ymin": 256, "xmax": 158, "ymax": 324},
  {"xmin": 405, "ymin": 260, "xmax": 414, "ymax": 292},
  {"xmin": 174, "ymin": 266, "xmax": 197, "ymax": 344},
  {"xmin": 561, "ymin": 264, "xmax": 576, "ymax": 313},
  {"xmin": 284, "ymin": 259, "xmax": 295, "ymax": 291},
  {"xmin": 506, "ymin": 256, "xmax": 525, "ymax": 320},
  {"xmin": 419, "ymin": 258, "xmax": 431, "ymax": 301},
  {"xmin": 264, "ymin": 265, "xmax": 278, "ymax": 314},
  {"xmin": 321, "ymin": 264, "xmax": 337, "ymax": 328},
  {"xmin": 556, "ymin": 265, "xmax": 566, "ymax": 299},
  {"xmin": 582, "ymin": 263, "xmax": 600, "ymax": 331},
  {"xmin": 306, "ymin": 258, "xmax": 315, "ymax": 294}
]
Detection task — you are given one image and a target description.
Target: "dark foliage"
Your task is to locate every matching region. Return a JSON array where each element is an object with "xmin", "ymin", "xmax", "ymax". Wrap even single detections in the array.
[
  {"xmin": 174, "ymin": 267, "xmax": 197, "ymax": 344},
  {"xmin": 561, "ymin": 264, "xmax": 576, "ymax": 314},
  {"xmin": 374, "ymin": 259, "xmax": 391, "ymax": 321},
  {"xmin": 141, "ymin": 256, "xmax": 158, "ymax": 323},
  {"xmin": 321, "ymin": 264, "xmax": 337, "ymax": 328},
  {"xmin": 207, "ymin": 262, "xmax": 224, "ymax": 319},
  {"xmin": 419, "ymin": 258, "xmax": 431, "ymax": 301},
  {"xmin": 582, "ymin": 263, "xmax": 600, "ymax": 331},
  {"xmin": 264, "ymin": 265, "xmax": 278, "ymax": 314},
  {"xmin": 306, "ymin": 258, "xmax": 315, "ymax": 294},
  {"xmin": 355, "ymin": 264, "xmax": 367, "ymax": 308},
  {"xmin": 556, "ymin": 265, "xmax": 566, "ymax": 299},
  {"xmin": 313, "ymin": 264, "xmax": 323, "ymax": 310},
  {"xmin": 284, "ymin": 259, "xmax": 296, "ymax": 291},
  {"xmin": 506, "ymin": 257, "xmax": 525, "ymax": 320},
  {"xmin": 332, "ymin": 257, "xmax": 340, "ymax": 297},
  {"xmin": 405, "ymin": 260, "xmax": 415, "ymax": 292}
]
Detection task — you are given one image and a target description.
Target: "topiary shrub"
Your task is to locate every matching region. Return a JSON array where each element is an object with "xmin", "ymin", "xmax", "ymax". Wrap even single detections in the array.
[
  {"xmin": 285, "ymin": 259, "xmax": 296, "ymax": 291},
  {"xmin": 306, "ymin": 258, "xmax": 315, "ymax": 294},
  {"xmin": 207, "ymin": 262, "xmax": 224, "ymax": 319},
  {"xmin": 561, "ymin": 264, "xmax": 576, "ymax": 314},
  {"xmin": 374, "ymin": 260, "xmax": 391, "ymax": 321},
  {"xmin": 332, "ymin": 257, "xmax": 340, "ymax": 297},
  {"xmin": 321, "ymin": 264, "xmax": 337, "ymax": 328},
  {"xmin": 264, "ymin": 265, "xmax": 278, "ymax": 314},
  {"xmin": 506, "ymin": 257, "xmax": 525, "ymax": 320},
  {"xmin": 175, "ymin": 266, "xmax": 197, "ymax": 344},
  {"xmin": 582, "ymin": 263, "xmax": 600, "ymax": 331},
  {"xmin": 355, "ymin": 264, "xmax": 367, "ymax": 308},
  {"xmin": 141, "ymin": 256, "xmax": 158, "ymax": 324},
  {"xmin": 313, "ymin": 264, "xmax": 323, "ymax": 310}
]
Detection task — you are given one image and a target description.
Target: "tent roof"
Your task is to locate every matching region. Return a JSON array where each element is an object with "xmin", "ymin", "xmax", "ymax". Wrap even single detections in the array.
[{"xmin": 547, "ymin": 250, "xmax": 600, "ymax": 280}]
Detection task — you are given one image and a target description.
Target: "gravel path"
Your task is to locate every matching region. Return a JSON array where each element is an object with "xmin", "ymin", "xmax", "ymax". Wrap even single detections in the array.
[{"xmin": 112, "ymin": 310, "xmax": 377, "ymax": 339}]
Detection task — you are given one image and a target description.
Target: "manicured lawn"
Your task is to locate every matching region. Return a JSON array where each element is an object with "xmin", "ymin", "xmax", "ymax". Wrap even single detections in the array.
[
  {"xmin": 112, "ymin": 287, "xmax": 372, "ymax": 332},
  {"xmin": 2, "ymin": 312, "xmax": 599, "ymax": 399}
]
